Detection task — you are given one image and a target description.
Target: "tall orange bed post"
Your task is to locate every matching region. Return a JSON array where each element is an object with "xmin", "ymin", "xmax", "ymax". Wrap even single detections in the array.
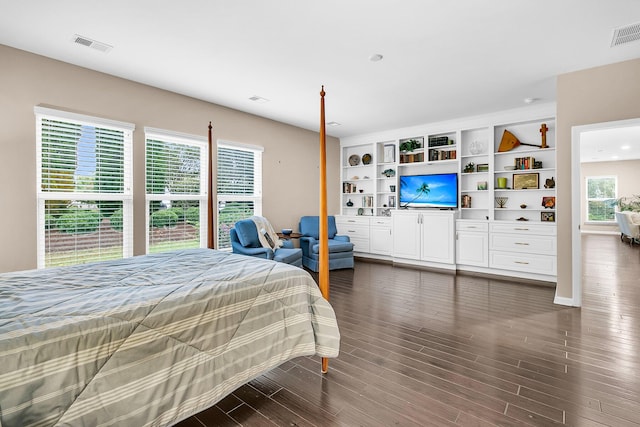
[
  {"xmin": 207, "ymin": 121, "xmax": 215, "ymax": 249},
  {"xmin": 319, "ymin": 86, "xmax": 330, "ymax": 374}
]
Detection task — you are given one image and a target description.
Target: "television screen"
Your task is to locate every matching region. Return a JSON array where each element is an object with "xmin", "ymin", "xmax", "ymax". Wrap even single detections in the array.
[{"xmin": 399, "ymin": 173, "xmax": 458, "ymax": 209}]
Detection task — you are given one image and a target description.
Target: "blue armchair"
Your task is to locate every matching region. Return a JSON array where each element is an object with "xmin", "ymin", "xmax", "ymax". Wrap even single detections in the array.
[
  {"xmin": 299, "ymin": 216, "xmax": 354, "ymax": 272},
  {"xmin": 230, "ymin": 219, "xmax": 303, "ymax": 267}
]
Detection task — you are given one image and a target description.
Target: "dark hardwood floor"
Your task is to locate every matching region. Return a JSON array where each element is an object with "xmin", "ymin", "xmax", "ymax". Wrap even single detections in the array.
[{"xmin": 178, "ymin": 234, "xmax": 640, "ymax": 426}]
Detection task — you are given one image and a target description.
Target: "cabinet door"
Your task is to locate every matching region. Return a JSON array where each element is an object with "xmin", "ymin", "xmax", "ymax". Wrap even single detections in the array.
[
  {"xmin": 456, "ymin": 231, "xmax": 488, "ymax": 267},
  {"xmin": 370, "ymin": 226, "xmax": 392, "ymax": 255},
  {"xmin": 392, "ymin": 213, "xmax": 421, "ymax": 259},
  {"xmin": 421, "ymin": 213, "xmax": 455, "ymax": 264}
]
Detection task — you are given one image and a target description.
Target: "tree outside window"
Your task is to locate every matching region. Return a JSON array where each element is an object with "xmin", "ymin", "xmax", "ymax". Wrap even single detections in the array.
[{"xmin": 586, "ymin": 176, "xmax": 617, "ymax": 222}]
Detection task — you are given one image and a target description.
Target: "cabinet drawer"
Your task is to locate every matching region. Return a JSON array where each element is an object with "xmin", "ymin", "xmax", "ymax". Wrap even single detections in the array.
[
  {"xmin": 338, "ymin": 223, "xmax": 369, "ymax": 240},
  {"xmin": 489, "ymin": 233, "xmax": 556, "ymax": 255},
  {"xmin": 370, "ymin": 217, "xmax": 392, "ymax": 227},
  {"xmin": 490, "ymin": 222, "xmax": 556, "ymax": 236},
  {"xmin": 336, "ymin": 216, "xmax": 369, "ymax": 226},
  {"xmin": 456, "ymin": 220, "xmax": 488, "ymax": 232},
  {"xmin": 490, "ymin": 251, "xmax": 557, "ymax": 275}
]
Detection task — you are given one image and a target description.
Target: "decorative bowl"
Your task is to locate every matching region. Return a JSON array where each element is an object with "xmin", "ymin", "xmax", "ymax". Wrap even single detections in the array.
[
  {"xmin": 281, "ymin": 228, "xmax": 293, "ymax": 235},
  {"xmin": 504, "ymin": 166, "xmax": 516, "ymax": 171}
]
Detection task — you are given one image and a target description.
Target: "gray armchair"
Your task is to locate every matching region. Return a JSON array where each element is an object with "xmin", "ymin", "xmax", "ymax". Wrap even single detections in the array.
[{"xmin": 298, "ymin": 215, "xmax": 354, "ymax": 271}]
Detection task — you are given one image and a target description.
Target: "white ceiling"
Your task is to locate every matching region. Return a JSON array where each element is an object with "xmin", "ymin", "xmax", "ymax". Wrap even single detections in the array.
[{"xmin": 1, "ymin": 0, "xmax": 640, "ymax": 148}]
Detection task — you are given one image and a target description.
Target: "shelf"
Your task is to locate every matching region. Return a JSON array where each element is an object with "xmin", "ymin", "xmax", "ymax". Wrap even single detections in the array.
[
  {"xmin": 495, "ymin": 167, "xmax": 554, "ymax": 174},
  {"xmin": 494, "ymin": 147, "xmax": 555, "ymax": 157},
  {"xmin": 494, "ymin": 188, "xmax": 554, "ymax": 192}
]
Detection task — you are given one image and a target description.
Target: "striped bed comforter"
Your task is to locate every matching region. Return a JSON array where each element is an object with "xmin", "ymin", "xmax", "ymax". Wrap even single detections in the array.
[{"xmin": 0, "ymin": 249, "xmax": 340, "ymax": 427}]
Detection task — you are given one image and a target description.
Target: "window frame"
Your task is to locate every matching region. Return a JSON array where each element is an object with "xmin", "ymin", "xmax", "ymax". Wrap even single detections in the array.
[
  {"xmin": 585, "ymin": 175, "xmax": 618, "ymax": 224},
  {"xmin": 144, "ymin": 127, "xmax": 208, "ymax": 253},
  {"xmin": 34, "ymin": 106, "xmax": 134, "ymax": 268},
  {"xmin": 216, "ymin": 140, "xmax": 263, "ymax": 250}
]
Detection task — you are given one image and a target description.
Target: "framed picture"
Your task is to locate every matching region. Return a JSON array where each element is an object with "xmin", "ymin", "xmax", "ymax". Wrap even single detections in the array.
[
  {"xmin": 513, "ymin": 172, "xmax": 539, "ymax": 189},
  {"xmin": 542, "ymin": 196, "xmax": 556, "ymax": 209},
  {"xmin": 383, "ymin": 144, "xmax": 395, "ymax": 163},
  {"xmin": 477, "ymin": 181, "xmax": 487, "ymax": 190},
  {"xmin": 476, "ymin": 163, "xmax": 489, "ymax": 172},
  {"xmin": 541, "ymin": 211, "xmax": 555, "ymax": 222}
]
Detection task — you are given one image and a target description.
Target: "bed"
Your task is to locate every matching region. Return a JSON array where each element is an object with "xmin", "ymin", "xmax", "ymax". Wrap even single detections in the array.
[{"xmin": 0, "ymin": 248, "xmax": 340, "ymax": 426}]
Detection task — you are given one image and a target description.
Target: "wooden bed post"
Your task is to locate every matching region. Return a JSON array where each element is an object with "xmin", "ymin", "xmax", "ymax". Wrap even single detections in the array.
[
  {"xmin": 207, "ymin": 121, "xmax": 215, "ymax": 249},
  {"xmin": 319, "ymin": 86, "xmax": 330, "ymax": 374}
]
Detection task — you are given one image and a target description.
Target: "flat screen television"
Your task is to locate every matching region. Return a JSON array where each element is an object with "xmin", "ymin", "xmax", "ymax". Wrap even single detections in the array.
[{"xmin": 399, "ymin": 172, "xmax": 458, "ymax": 209}]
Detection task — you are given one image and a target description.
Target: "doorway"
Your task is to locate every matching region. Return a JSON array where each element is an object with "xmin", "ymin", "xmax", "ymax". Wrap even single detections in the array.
[{"xmin": 571, "ymin": 118, "xmax": 640, "ymax": 307}]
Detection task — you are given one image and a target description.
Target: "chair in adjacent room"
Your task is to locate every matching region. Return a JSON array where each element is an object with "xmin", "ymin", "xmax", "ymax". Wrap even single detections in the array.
[
  {"xmin": 615, "ymin": 211, "xmax": 640, "ymax": 246},
  {"xmin": 298, "ymin": 215, "xmax": 354, "ymax": 272},
  {"xmin": 230, "ymin": 218, "xmax": 303, "ymax": 267}
]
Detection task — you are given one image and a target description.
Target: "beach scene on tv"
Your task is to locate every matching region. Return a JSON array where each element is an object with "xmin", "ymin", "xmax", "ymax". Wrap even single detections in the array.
[{"xmin": 399, "ymin": 173, "xmax": 458, "ymax": 208}]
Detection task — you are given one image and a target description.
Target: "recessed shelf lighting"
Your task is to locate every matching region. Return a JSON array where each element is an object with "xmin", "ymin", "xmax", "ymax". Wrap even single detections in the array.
[
  {"xmin": 369, "ymin": 54, "xmax": 384, "ymax": 62},
  {"xmin": 523, "ymin": 97, "xmax": 537, "ymax": 104},
  {"xmin": 621, "ymin": 145, "xmax": 631, "ymax": 150},
  {"xmin": 248, "ymin": 95, "xmax": 269, "ymax": 104},
  {"xmin": 327, "ymin": 121, "xmax": 341, "ymax": 127}
]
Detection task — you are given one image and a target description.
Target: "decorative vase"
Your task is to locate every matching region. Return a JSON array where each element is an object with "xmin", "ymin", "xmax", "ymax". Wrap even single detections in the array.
[
  {"xmin": 469, "ymin": 140, "xmax": 484, "ymax": 155},
  {"xmin": 497, "ymin": 177, "xmax": 507, "ymax": 189},
  {"xmin": 346, "ymin": 199, "xmax": 353, "ymax": 207}
]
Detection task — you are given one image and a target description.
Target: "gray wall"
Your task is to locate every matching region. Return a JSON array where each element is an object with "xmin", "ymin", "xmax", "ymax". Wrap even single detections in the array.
[{"xmin": 0, "ymin": 44, "xmax": 340, "ymax": 273}]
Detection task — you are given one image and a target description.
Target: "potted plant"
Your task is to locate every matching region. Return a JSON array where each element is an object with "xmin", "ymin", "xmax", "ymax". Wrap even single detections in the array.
[{"xmin": 399, "ymin": 139, "xmax": 420, "ymax": 152}]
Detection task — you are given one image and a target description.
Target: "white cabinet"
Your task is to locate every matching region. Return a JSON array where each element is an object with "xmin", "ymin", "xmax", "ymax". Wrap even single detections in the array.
[
  {"xmin": 489, "ymin": 222, "xmax": 557, "ymax": 277},
  {"xmin": 335, "ymin": 216, "xmax": 370, "ymax": 253},
  {"xmin": 392, "ymin": 211, "xmax": 455, "ymax": 265},
  {"xmin": 370, "ymin": 217, "xmax": 393, "ymax": 255},
  {"xmin": 456, "ymin": 220, "xmax": 488, "ymax": 267}
]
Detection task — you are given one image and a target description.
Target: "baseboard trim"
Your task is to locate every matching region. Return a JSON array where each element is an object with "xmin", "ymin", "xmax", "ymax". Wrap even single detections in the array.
[{"xmin": 553, "ymin": 294, "xmax": 579, "ymax": 307}]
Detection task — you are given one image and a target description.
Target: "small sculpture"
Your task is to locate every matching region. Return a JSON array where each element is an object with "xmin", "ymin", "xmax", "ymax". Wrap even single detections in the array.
[
  {"xmin": 545, "ymin": 177, "xmax": 555, "ymax": 189},
  {"xmin": 382, "ymin": 169, "xmax": 396, "ymax": 177},
  {"xmin": 495, "ymin": 197, "xmax": 508, "ymax": 208}
]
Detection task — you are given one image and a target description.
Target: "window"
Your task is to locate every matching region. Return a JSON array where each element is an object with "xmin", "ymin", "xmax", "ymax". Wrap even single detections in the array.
[
  {"xmin": 35, "ymin": 107, "xmax": 134, "ymax": 268},
  {"xmin": 586, "ymin": 176, "xmax": 617, "ymax": 222},
  {"xmin": 145, "ymin": 128, "xmax": 208, "ymax": 253},
  {"xmin": 217, "ymin": 141, "xmax": 263, "ymax": 249}
]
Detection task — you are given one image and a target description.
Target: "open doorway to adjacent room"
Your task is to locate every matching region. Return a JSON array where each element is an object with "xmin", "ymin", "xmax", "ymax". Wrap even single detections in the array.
[{"xmin": 571, "ymin": 118, "xmax": 640, "ymax": 307}]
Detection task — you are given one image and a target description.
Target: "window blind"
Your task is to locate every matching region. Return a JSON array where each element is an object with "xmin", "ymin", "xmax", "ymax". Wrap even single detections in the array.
[
  {"xmin": 35, "ymin": 107, "xmax": 134, "ymax": 268},
  {"xmin": 217, "ymin": 141, "xmax": 263, "ymax": 249},
  {"xmin": 145, "ymin": 128, "xmax": 207, "ymax": 253}
]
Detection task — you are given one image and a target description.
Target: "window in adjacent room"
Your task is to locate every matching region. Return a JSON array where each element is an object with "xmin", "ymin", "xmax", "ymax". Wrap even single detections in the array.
[
  {"xmin": 586, "ymin": 175, "xmax": 617, "ymax": 222},
  {"xmin": 217, "ymin": 141, "xmax": 263, "ymax": 249},
  {"xmin": 145, "ymin": 128, "xmax": 208, "ymax": 253},
  {"xmin": 35, "ymin": 107, "xmax": 134, "ymax": 268}
]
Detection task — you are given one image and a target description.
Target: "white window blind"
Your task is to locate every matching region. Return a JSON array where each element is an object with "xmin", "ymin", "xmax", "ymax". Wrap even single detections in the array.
[
  {"xmin": 217, "ymin": 141, "xmax": 263, "ymax": 249},
  {"xmin": 145, "ymin": 128, "xmax": 208, "ymax": 253},
  {"xmin": 35, "ymin": 106, "xmax": 134, "ymax": 268}
]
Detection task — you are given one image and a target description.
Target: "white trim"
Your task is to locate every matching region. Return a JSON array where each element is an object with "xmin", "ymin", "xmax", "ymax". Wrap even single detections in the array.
[
  {"xmin": 34, "ymin": 106, "xmax": 135, "ymax": 131},
  {"xmin": 217, "ymin": 139, "xmax": 264, "ymax": 152},
  {"xmin": 144, "ymin": 127, "xmax": 207, "ymax": 145},
  {"xmin": 553, "ymin": 295, "xmax": 578, "ymax": 307},
  {"xmin": 570, "ymin": 117, "xmax": 640, "ymax": 308}
]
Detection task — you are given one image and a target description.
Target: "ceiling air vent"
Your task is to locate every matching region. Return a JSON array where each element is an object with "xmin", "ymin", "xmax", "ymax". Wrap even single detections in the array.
[
  {"xmin": 73, "ymin": 34, "xmax": 113, "ymax": 53},
  {"xmin": 611, "ymin": 22, "xmax": 640, "ymax": 47}
]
